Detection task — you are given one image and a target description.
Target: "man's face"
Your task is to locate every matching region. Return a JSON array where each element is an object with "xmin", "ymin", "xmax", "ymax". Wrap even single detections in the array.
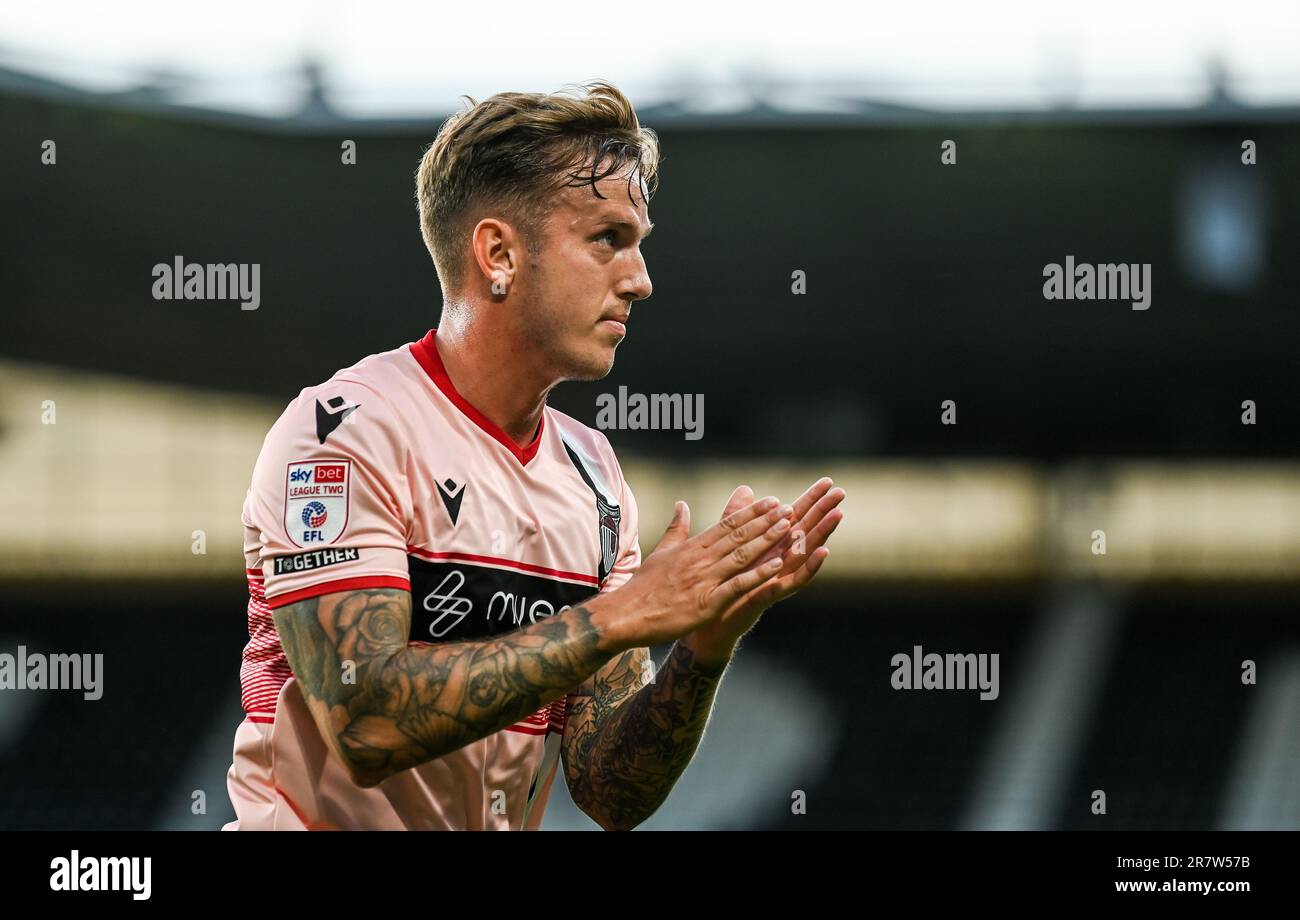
[{"xmin": 517, "ymin": 165, "xmax": 654, "ymax": 381}]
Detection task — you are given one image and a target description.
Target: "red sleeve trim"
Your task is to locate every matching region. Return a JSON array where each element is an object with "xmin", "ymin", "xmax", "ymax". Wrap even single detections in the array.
[{"xmin": 266, "ymin": 575, "xmax": 411, "ymax": 609}]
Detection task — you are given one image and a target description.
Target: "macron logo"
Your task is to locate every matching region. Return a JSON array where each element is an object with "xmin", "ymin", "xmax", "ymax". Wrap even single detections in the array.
[
  {"xmin": 50, "ymin": 850, "xmax": 151, "ymax": 900},
  {"xmin": 315, "ymin": 396, "xmax": 360, "ymax": 444},
  {"xmin": 436, "ymin": 477, "xmax": 466, "ymax": 526}
]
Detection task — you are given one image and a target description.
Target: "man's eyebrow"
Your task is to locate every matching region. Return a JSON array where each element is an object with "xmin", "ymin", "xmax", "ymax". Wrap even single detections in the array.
[{"xmin": 596, "ymin": 218, "xmax": 654, "ymax": 239}]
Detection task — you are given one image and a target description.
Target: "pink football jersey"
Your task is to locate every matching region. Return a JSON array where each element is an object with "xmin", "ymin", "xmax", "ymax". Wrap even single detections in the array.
[{"xmin": 223, "ymin": 330, "xmax": 640, "ymax": 830}]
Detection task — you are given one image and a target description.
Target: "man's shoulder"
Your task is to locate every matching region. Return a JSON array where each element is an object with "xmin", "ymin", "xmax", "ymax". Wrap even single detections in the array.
[
  {"xmin": 300, "ymin": 341, "xmax": 416, "ymax": 404},
  {"xmin": 547, "ymin": 404, "xmax": 618, "ymax": 455},
  {"xmin": 282, "ymin": 341, "xmax": 421, "ymax": 421},
  {"xmin": 546, "ymin": 405, "xmax": 630, "ymax": 489},
  {"xmin": 259, "ymin": 341, "xmax": 422, "ymax": 460}
]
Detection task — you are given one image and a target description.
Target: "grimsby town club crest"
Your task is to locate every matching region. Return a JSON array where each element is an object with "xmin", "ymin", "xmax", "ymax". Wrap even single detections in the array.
[
  {"xmin": 596, "ymin": 491, "xmax": 620, "ymax": 581},
  {"xmin": 561, "ymin": 440, "xmax": 621, "ymax": 583}
]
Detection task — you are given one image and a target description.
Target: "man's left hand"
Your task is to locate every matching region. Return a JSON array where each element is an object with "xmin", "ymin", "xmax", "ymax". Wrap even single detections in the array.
[{"xmin": 680, "ymin": 477, "xmax": 845, "ymax": 669}]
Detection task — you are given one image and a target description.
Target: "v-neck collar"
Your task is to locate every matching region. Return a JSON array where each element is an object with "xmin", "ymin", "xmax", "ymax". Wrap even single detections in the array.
[{"xmin": 409, "ymin": 329, "xmax": 545, "ymax": 467}]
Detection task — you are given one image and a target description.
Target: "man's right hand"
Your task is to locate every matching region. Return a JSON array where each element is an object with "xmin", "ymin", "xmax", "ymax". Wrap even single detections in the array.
[{"xmin": 587, "ymin": 496, "xmax": 792, "ymax": 653}]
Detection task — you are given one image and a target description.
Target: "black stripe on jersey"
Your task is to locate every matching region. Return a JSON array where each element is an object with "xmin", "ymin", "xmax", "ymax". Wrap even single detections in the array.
[
  {"xmin": 406, "ymin": 555, "xmax": 593, "ymax": 644},
  {"xmin": 561, "ymin": 441, "xmax": 621, "ymax": 583}
]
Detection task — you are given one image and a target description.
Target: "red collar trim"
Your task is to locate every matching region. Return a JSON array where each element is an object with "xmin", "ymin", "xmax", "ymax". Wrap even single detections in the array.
[{"xmin": 409, "ymin": 329, "xmax": 545, "ymax": 467}]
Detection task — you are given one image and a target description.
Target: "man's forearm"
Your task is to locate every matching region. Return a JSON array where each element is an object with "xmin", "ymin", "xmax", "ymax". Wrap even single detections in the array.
[
  {"xmin": 275, "ymin": 589, "xmax": 617, "ymax": 787},
  {"xmin": 568, "ymin": 640, "xmax": 727, "ymax": 831}
]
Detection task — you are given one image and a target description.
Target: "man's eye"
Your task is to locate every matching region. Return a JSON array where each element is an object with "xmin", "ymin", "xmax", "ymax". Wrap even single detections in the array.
[{"xmin": 595, "ymin": 230, "xmax": 617, "ymax": 246}]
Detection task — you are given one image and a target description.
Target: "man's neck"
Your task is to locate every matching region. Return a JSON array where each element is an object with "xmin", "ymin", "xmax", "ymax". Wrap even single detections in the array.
[{"xmin": 433, "ymin": 320, "xmax": 553, "ymax": 449}]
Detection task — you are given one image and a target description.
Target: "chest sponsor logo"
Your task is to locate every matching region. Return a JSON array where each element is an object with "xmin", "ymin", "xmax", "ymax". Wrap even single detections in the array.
[
  {"xmin": 284, "ymin": 460, "xmax": 350, "ymax": 547},
  {"xmin": 408, "ymin": 556, "xmax": 593, "ymax": 643}
]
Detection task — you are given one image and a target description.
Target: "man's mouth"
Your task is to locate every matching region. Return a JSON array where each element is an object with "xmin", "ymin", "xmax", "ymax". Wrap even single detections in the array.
[{"xmin": 599, "ymin": 313, "xmax": 629, "ymax": 336}]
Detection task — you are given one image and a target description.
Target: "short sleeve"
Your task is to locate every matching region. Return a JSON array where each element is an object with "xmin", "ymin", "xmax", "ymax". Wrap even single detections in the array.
[{"xmin": 243, "ymin": 381, "xmax": 412, "ymax": 608}]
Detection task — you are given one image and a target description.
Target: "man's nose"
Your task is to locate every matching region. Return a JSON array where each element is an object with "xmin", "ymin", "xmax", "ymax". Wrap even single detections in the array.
[{"xmin": 618, "ymin": 252, "xmax": 653, "ymax": 303}]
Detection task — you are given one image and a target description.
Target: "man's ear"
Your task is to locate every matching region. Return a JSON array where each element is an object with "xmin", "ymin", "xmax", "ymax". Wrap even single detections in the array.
[{"xmin": 470, "ymin": 217, "xmax": 518, "ymax": 294}]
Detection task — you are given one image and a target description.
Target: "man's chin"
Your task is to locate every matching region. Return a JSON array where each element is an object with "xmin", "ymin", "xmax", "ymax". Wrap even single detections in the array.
[
  {"xmin": 573, "ymin": 359, "xmax": 616, "ymax": 382},
  {"xmin": 566, "ymin": 345, "xmax": 618, "ymax": 382}
]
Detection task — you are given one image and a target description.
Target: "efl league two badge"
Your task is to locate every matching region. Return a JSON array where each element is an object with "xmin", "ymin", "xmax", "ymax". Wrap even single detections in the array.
[{"xmin": 284, "ymin": 460, "xmax": 351, "ymax": 546}]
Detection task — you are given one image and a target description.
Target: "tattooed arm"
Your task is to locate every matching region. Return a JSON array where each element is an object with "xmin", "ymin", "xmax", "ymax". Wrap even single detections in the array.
[
  {"xmin": 274, "ymin": 495, "xmax": 792, "ymax": 790},
  {"xmin": 562, "ymin": 641, "xmax": 726, "ymax": 831},
  {"xmin": 558, "ymin": 478, "xmax": 849, "ymax": 830},
  {"xmin": 274, "ymin": 588, "xmax": 614, "ymax": 788}
]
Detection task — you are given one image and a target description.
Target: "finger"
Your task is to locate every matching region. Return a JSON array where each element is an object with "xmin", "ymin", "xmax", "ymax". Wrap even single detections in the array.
[
  {"xmin": 787, "ymin": 546, "xmax": 831, "ymax": 589},
  {"xmin": 800, "ymin": 508, "xmax": 844, "ymax": 556},
  {"xmin": 804, "ymin": 546, "xmax": 830, "ymax": 579},
  {"xmin": 787, "ymin": 493, "xmax": 844, "ymax": 559},
  {"xmin": 740, "ymin": 570, "xmax": 787, "ymax": 611},
  {"xmin": 787, "ymin": 477, "xmax": 834, "ymax": 524},
  {"xmin": 711, "ymin": 553, "xmax": 785, "ymax": 607},
  {"xmin": 762, "ymin": 528, "xmax": 798, "ymax": 563},
  {"xmin": 711, "ymin": 510, "xmax": 791, "ymax": 575},
  {"xmin": 760, "ymin": 496, "xmax": 832, "ymax": 568},
  {"xmin": 793, "ymin": 486, "xmax": 846, "ymax": 535},
  {"xmin": 706, "ymin": 499, "xmax": 792, "ymax": 561},
  {"xmin": 656, "ymin": 500, "xmax": 692, "ymax": 550},
  {"xmin": 721, "ymin": 484, "xmax": 754, "ymax": 519},
  {"xmin": 699, "ymin": 496, "xmax": 780, "ymax": 549},
  {"xmin": 732, "ymin": 544, "xmax": 832, "ymax": 615}
]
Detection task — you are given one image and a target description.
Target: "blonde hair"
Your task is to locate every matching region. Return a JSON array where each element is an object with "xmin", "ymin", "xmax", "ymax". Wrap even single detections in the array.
[{"xmin": 415, "ymin": 80, "xmax": 660, "ymax": 294}]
